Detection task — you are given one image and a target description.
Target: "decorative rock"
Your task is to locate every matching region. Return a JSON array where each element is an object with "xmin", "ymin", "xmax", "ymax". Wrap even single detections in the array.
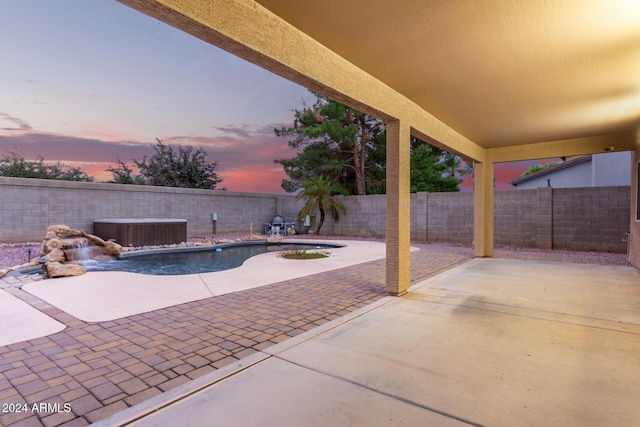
[
  {"xmin": 85, "ymin": 234, "xmax": 107, "ymax": 247},
  {"xmin": 45, "ymin": 224, "xmax": 71, "ymax": 235},
  {"xmin": 43, "ymin": 231, "xmax": 56, "ymax": 240},
  {"xmin": 103, "ymin": 241, "xmax": 123, "ymax": 259},
  {"xmin": 43, "ymin": 238, "xmax": 63, "ymax": 253},
  {"xmin": 44, "ymin": 248, "xmax": 66, "ymax": 263},
  {"xmin": 45, "ymin": 262, "xmax": 86, "ymax": 278},
  {"xmin": 38, "ymin": 224, "xmax": 123, "ymax": 277},
  {"xmin": 46, "ymin": 225, "xmax": 86, "ymax": 239},
  {"xmin": 267, "ymin": 235, "xmax": 285, "ymax": 243},
  {"xmin": 15, "ymin": 262, "xmax": 37, "ymax": 269}
]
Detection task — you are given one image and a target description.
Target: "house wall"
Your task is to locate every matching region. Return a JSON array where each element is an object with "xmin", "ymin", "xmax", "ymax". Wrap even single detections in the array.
[
  {"xmin": 0, "ymin": 177, "xmax": 631, "ymax": 253},
  {"xmin": 592, "ymin": 152, "xmax": 632, "ymax": 186},
  {"xmin": 515, "ymin": 152, "xmax": 632, "ymax": 190},
  {"xmin": 515, "ymin": 160, "xmax": 592, "ymax": 189}
]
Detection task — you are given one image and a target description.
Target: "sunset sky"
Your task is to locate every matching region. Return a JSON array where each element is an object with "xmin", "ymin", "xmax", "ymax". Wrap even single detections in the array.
[{"xmin": 0, "ymin": 1, "xmax": 543, "ymax": 193}]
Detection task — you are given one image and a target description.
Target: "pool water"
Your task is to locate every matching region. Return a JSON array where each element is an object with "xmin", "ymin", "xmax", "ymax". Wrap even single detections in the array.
[{"xmin": 83, "ymin": 242, "xmax": 337, "ymax": 275}]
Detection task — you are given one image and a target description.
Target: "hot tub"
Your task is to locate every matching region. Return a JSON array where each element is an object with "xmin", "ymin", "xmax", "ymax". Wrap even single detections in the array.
[{"xmin": 93, "ymin": 218, "xmax": 187, "ymax": 247}]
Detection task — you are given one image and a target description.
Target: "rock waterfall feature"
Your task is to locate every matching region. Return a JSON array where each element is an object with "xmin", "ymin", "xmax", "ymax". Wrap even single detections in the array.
[{"xmin": 39, "ymin": 225, "xmax": 123, "ymax": 278}]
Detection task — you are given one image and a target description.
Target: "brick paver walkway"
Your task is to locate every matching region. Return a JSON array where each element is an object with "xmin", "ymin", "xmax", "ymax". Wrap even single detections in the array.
[{"xmin": 0, "ymin": 242, "xmax": 474, "ymax": 426}]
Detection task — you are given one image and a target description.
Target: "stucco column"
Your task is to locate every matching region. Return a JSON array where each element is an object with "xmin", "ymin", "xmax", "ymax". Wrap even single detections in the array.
[
  {"xmin": 386, "ymin": 120, "xmax": 411, "ymax": 296},
  {"xmin": 631, "ymin": 138, "xmax": 640, "ymax": 269},
  {"xmin": 473, "ymin": 161, "xmax": 494, "ymax": 257}
]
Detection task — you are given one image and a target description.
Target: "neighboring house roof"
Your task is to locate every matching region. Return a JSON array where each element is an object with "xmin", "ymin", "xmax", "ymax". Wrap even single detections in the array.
[{"xmin": 510, "ymin": 155, "xmax": 591, "ymax": 186}]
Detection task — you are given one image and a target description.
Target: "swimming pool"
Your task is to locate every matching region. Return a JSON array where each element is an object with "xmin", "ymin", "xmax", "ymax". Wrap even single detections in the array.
[{"xmin": 83, "ymin": 242, "xmax": 340, "ymax": 275}]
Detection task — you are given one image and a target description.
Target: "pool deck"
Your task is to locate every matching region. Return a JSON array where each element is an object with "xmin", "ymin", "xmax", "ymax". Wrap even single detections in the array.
[
  {"xmin": 0, "ymin": 240, "xmax": 637, "ymax": 426},
  {"xmin": 17, "ymin": 240, "xmax": 402, "ymax": 323}
]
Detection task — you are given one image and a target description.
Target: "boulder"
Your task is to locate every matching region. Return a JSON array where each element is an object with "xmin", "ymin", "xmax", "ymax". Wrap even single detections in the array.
[
  {"xmin": 43, "ymin": 230, "xmax": 58, "ymax": 240},
  {"xmin": 46, "ymin": 225, "xmax": 86, "ymax": 239},
  {"xmin": 103, "ymin": 241, "xmax": 123, "ymax": 258},
  {"xmin": 85, "ymin": 234, "xmax": 107, "ymax": 247},
  {"xmin": 42, "ymin": 248, "xmax": 66, "ymax": 263},
  {"xmin": 45, "ymin": 224, "xmax": 71, "ymax": 235},
  {"xmin": 43, "ymin": 238, "xmax": 63, "ymax": 253},
  {"xmin": 214, "ymin": 239, "xmax": 233, "ymax": 244},
  {"xmin": 267, "ymin": 235, "xmax": 285, "ymax": 243},
  {"xmin": 45, "ymin": 262, "xmax": 86, "ymax": 278}
]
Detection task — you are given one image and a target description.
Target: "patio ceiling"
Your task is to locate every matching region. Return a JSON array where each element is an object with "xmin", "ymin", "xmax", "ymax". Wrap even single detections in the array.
[
  {"xmin": 255, "ymin": 0, "xmax": 640, "ymax": 151},
  {"xmin": 116, "ymin": 0, "xmax": 640, "ymax": 161}
]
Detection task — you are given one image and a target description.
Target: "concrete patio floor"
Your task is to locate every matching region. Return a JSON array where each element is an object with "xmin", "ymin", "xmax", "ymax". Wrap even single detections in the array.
[{"xmin": 98, "ymin": 257, "xmax": 640, "ymax": 427}]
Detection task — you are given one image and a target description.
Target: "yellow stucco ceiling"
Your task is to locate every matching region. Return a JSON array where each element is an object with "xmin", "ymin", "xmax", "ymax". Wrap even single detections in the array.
[{"xmin": 255, "ymin": 0, "xmax": 640, "ymax": 149}]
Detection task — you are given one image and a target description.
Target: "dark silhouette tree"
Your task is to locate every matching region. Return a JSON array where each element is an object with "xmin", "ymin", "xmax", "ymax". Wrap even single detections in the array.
[
  {"xmin": 0, "ymin": 151, "xmax": 93, "ymax": 182},
  {"xmin": 108, "ymin": 139, "xmax": 223, "ymax": 189}
]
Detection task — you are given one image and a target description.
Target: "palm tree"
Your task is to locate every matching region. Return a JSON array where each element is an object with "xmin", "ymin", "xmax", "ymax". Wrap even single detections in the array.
[
  {"xmin": 442, "ymin": 154, "xmax": 473, "ymax": 183},
  {"xmin": 295, "ymin": 176, "xmax": 347, "ymax": 235}
]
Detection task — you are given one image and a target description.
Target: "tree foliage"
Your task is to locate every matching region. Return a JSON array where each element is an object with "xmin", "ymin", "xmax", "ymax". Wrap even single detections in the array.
[
  {"xmin": 108, "ymin": 140, "xmax": 223, "ymax": 189},
  {"xmin": 276, "ymin": 93, "xmax": 467, "ymax": 195},
  {"xmin": 521, "ymin": 161, "xmax": 560, "ymax": 177},
  {"xmin": 295, "ymin": 176, "xmax": 347, "ymax": 235},
  {"xmin": 0, "ymin": 151, "xmax": 93, "ymax": 182},
  {"xmin": 106, "ymin": 157, "xmax": 146, "ymax": 185},
  {"xmin": 274, "ymin": 93, "xmax": 386, "ymax": 195},
  {"xmin": 441, "ymin": 152, "xmax": 474, "ymax": 183},
  {"xmin": 409, "ymin": 141, "xmax": 460, "ymax": 193}
]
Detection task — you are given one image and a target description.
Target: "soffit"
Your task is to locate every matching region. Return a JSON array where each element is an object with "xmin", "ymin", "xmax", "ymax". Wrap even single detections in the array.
[{"xmin": 256, "ymin": 0, "xmax": 640, "ymax": 149}]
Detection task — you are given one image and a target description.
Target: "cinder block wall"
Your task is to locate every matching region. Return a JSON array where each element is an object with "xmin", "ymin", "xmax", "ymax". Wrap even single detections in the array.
[
  {"xmin": 426, "ymin": 192, "xmax": 474, "ymax": 243},
  {"xmin": 494, "ymin": 188, "xmax": 553, "ymax": 249},
  {"xmin": 0, "ymin": 177, "xmax": 631, "ymax": 253},
  {"xmin": 552, "ymin": 186, "xmax": 630, "ymax": 252},
  {"xmin": 328, "ymin": 194, "xmax": 387, "ymax": 237},
  {"xmin": 0, "ymin": 177, "xmax": 286, "ymax": 242}
]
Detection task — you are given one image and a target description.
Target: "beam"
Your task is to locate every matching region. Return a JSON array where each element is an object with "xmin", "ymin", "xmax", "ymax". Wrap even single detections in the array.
[{"xmin": 489, "ymin": 132, "xmax": 636, "ymax": 163}]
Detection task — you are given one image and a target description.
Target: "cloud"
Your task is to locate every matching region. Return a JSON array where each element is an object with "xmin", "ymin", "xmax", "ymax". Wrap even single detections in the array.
[
  {"xmin": 0, "ymin": 126, "xmax": 294, "ymax": 193},
  {"xmin": 222, "ymin": 163, "xmax": 287, "ymax": 194},
  {"xmin": 0, "ymin": 112, "xmax": 33, "ymax": 131},
  {"xmin": 162, "ymin": 135, "xmax": 236, "ymax": 149},
  {"xmin": 0, "ymin": 132, "xmax": 153, "ymax": 162},
  {"xmin": 213, "ymin": 124, "xmax": 252, "ymax": 139},
  {"xmin": 213, "ymin": 123, "xmax": 279, "ymax": 139}
]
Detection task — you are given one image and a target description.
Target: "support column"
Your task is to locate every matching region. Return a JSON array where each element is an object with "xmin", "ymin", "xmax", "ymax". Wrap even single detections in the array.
[
  {"xmin": 386, "ymin": 120, "xmax": 411, "ymax": 296},
  {"xmin": 473, "ymin": 161, "xmax": 494, "ymax": 257}
]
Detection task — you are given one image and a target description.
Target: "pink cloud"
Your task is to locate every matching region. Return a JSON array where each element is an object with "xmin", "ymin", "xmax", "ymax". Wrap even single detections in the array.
[
  {"xmin": 0, "ymin": 126, "xmax": 294, "ymax": 193},
  {"xmin": 222, "ymin": 165, "xmax": 287, "ymax": 193}
]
